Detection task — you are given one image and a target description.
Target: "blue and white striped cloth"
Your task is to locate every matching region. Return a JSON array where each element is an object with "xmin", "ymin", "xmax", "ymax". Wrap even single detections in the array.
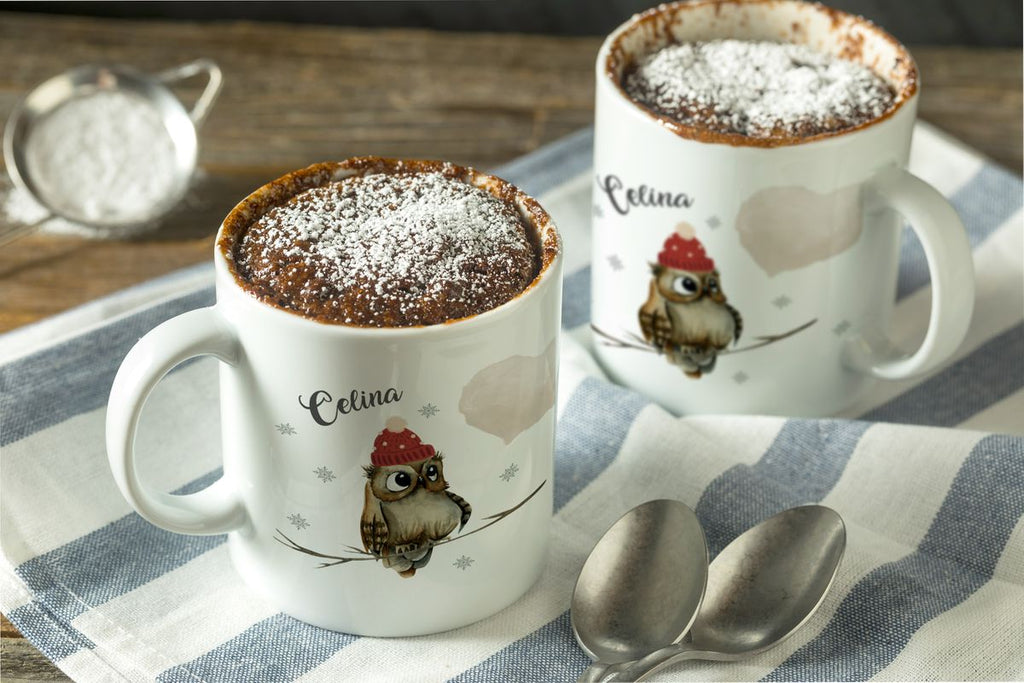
[{"xmin": 2, "ymin": 122, "xmax": 1022, "ymax": 681}]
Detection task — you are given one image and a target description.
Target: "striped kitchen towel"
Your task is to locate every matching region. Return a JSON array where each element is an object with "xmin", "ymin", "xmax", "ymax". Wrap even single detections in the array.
[{"xmin": 1, "ymin": 121, "xmax": 1022, "ymax": 682}]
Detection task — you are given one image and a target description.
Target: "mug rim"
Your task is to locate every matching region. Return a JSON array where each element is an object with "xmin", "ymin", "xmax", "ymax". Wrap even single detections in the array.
[
  {"xmin": 214, "ymin": 157, "xmax": 562, "ymax": 337},
  {"xmin": 598, "ymin": 0, "xmax": 920, "ymax": 149}
]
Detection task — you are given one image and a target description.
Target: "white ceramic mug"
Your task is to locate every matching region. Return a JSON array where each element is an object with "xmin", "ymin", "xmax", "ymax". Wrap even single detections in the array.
[
  {"xmin": 591, "ymin": 0, "xmax": 974, "ymax": 417},
  {"xmin": 106, "ymin": 159, "xmax": 562, "ymax": 636}
]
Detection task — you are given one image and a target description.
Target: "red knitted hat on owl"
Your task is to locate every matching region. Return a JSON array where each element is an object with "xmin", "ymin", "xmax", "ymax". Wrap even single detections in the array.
[
  {"xmin": 658, "ymin": 222, "xmax": 715, "ymax": 272},
  {"xmin": 371, "ymin": 417, "xmax": 435, "ymax": 466}
]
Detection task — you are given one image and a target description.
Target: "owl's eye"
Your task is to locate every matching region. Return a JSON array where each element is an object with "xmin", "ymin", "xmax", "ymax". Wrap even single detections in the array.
[
  {"xmin": 707, "ymin": 277, "xmax": 719, "ymax": 292},
  {"xmin": 424, "ymin": 463, "xmax": 440, "ymax": 482},
  {"xmin": 672, "ymin": 275, "xmax": 700, "ymax": 296},
  {"xmin": 385, "ymin": 471, "xmax": 414, "ymax": 492}
]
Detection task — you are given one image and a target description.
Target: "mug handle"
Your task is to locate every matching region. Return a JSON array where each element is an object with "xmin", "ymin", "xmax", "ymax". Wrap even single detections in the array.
[
  {"xmin": 106, "ymin": 307, "xmax": 247, "ymax": 535},
  {"xmin": 156, "ymin": 59, "xmax": 223, "ymax": 129},
  {"xmin": 843, "ymin": 165, "xmax": 975, "ymax": 380}
]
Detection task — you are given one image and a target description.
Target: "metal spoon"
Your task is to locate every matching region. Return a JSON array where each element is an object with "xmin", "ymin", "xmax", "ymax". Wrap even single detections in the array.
[
  {"xmin": 602, "ymin": 504, "xmax": 846, "ymax": 682},
  {"xmin": 571, "ymin": 499, "xmax": 708, "ymax": 683}
]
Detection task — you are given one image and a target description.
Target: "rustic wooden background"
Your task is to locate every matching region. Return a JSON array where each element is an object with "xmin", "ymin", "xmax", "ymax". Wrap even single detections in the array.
[{"xmin": 0, "ymin": 11, "xmax": 1021, "ymax": 681}]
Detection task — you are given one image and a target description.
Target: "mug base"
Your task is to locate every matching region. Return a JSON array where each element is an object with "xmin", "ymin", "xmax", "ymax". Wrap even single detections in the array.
[
  {"xmin": 226, "ymin": 532, "xmax": 550, "ymax": 637},
  {"xmin": 594, "ymin": 345, "xmax": 874, "ymax": 418}
]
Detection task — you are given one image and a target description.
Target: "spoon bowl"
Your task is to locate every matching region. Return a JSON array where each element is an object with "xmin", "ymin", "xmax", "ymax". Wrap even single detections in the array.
[
  {"xmin": 694, "ymin": 504, "xmax": 845, "ymax": 657},
  {"xmin": 571, "ymin": 499, "xmax": 708, "ymax": 674}
]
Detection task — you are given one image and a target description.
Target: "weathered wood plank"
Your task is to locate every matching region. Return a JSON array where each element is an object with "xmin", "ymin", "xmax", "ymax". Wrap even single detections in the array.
[{"xmin": 1, "ymin": 615, "xmax": 67, "ymax": 681}]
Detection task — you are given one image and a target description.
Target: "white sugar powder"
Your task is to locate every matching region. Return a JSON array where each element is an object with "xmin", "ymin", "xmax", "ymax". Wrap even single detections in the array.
[
  {"xmin": 234, "ymin": 171, "xmax": 538, "ymax": 326},
  {"xmin": 24, "ymin": 90, "xmax": 179, "ymax": 223},
  {"xmin": 624, "ymin": 40, "xmax": 896, "ymax": 138},
  {"xmin": 1, "ymin": 182, "xmax": 158, "ymax": 238}
]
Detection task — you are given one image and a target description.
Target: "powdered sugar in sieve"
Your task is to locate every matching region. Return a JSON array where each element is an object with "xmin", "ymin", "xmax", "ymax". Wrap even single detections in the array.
[{"xmin": 25, "ymin": 90, "xmax": 179, "ymax": 224}]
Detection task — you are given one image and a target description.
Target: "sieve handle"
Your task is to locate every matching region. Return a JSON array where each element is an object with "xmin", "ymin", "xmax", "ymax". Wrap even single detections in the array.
[
  {"xmin": 157, "ymin": 59, "xmax": 223, "ymax": 129},
  {"xmin": 0, "ymin": 213, "xmax": 51, "ymax": 247}
]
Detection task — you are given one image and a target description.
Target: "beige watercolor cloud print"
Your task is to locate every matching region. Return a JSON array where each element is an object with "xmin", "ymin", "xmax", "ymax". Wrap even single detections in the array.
[
  {"xmin": 736, "ymin": 184, "xmax": 862, "ymax": 276},
  {"xmin": 459, "ymin": 342, "xmax": 557, "ymax": 444}
]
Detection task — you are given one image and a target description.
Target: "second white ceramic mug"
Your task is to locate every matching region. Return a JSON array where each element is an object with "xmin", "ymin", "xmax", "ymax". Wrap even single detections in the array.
[{"xmin": 591, "ymin": 0, "xmax": 974, "ymax": 416}]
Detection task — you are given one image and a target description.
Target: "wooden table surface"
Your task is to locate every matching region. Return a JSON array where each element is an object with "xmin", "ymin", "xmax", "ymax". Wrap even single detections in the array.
[{"xmin": 0, "ymin": 11, "xmax": 1020, "ymax": 681}]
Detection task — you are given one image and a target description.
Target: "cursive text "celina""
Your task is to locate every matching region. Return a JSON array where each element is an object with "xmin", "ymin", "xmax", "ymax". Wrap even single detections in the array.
[
  {"xmin": 597, "ymin": 174, "xmax": 694, "ymax": 216},
  {"xmin": 298, "ymin": 388, "xmax": 404, "ymax": 426}
]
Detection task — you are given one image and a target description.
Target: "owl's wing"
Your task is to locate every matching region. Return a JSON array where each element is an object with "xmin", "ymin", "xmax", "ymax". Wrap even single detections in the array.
[
  {"xmin": 638, "ymin": 280, "xmax": 672, "ymax": 347},
  {"xmin": 361, "ymin": 481, "xmax": 388, "ymax": 556},
  {"xmin": 634, "ymin": 280, "xmax": 675, "ymax": 350},
  {"xmin": 446, "ymin": 490, "xmax": 472, "ymax": 531},
  {"xmin": 727, "ymin": 303, "xmax": 743, "ymax": 343}
]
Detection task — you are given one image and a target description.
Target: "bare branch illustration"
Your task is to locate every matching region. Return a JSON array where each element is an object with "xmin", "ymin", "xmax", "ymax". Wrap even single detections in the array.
[
  {"xmin": 275, "ymin": 530, "xmax": 375, "ymax": 568},
  {"xmin": 433, "ymin": 480, "xmax": 546, "ymax": 545},
  {"xmin": 591, "ymin": 324, "xmax": 652, "ymax": 352},
  {"xmin": 726, "ymin": 318, "xmax": 817, "ymax": 354},
  {"xmin": 591, "ymin": 319, "xmax": 817, "ymax": 357},
  {"xmin": 274, "ymin": 480, "xmax": 547, "ymax": 569}
]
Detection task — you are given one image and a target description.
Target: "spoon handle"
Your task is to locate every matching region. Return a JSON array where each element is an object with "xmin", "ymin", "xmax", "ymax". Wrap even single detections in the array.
[
  {"xmin": 601, "ymin": 645, "xmax": 708, "ymax": 682},
  {"xmin": 576, "ymin": 662, "xmax": 611, "ymax": 683}
]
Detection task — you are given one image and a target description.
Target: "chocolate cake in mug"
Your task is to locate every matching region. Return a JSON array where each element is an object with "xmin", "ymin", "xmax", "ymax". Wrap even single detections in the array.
[
  {"xmin": 220, "ymin": 158, "xmax": 552, "ymax": 327},
  {"xmin": 623, "ymin": 38, "xmax": 898, "ymax": 139}
]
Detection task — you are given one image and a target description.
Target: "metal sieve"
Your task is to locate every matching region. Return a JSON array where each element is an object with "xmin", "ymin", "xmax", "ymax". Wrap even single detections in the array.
[{"xmin": 1, "ymin": 59, "xmax": 222, "ymax": 244}]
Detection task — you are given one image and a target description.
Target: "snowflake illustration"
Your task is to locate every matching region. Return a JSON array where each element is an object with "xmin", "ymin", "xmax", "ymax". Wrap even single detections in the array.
[
  {"xmin": 833, "ymin": 320, "xmax": 852, "ymax": 336},
  {"xmin": 453, "ymin": 555, "xmax": 474, "ymax": 570},
  {"xmin": 733, "ymin": 371, "xmax": 750, "ymax": 384},
  {"xmin": 313, "ymin": 466, "xmax": 336, "ymax": 483},
  {"xmin": 418, "ymin": 403, "xmax": 440, "ymax": 419},
  {"xmin": 287, "ymin": 513, "xmax": 310, "ymax": 530},
  {"xmin": 706, "ymin": 215, "xmax": 722, "ymax": 229},
  {"xmin": 772, "ymin": 295, "xmax": 792, "ymax": 309},
  {"xmin": 499, "ymin": 463, "xmax": 520, "ymax": 482},
  {"xmin": 607, "ymin": 254, "xmax": 624, "ymax": 271},
  {"xmin": 275, "ymin": 423, "xmax": 297, "ymax": 436}
]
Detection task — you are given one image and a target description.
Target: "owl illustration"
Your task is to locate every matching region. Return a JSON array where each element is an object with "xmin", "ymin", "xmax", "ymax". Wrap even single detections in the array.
[
  {"xmin": 360, "ymin": 416, "xmax": 472, "ymax": 578},
  {"xmin": 638, "ymin": 223, "xmax": 742, "ymax": 378}
]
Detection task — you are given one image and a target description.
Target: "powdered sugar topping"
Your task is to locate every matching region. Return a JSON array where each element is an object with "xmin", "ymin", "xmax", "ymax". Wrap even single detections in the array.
[
  {"xmin": 24, "ymin": 90, "xmax": 179, "ymax": 223},
  {"xmin": 624, "ymin": 40, "xmax": 897, "ymax": 139},
  {"xmin": 231, "ymin": 171, "xmax": 539, "ymax": 327}
]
